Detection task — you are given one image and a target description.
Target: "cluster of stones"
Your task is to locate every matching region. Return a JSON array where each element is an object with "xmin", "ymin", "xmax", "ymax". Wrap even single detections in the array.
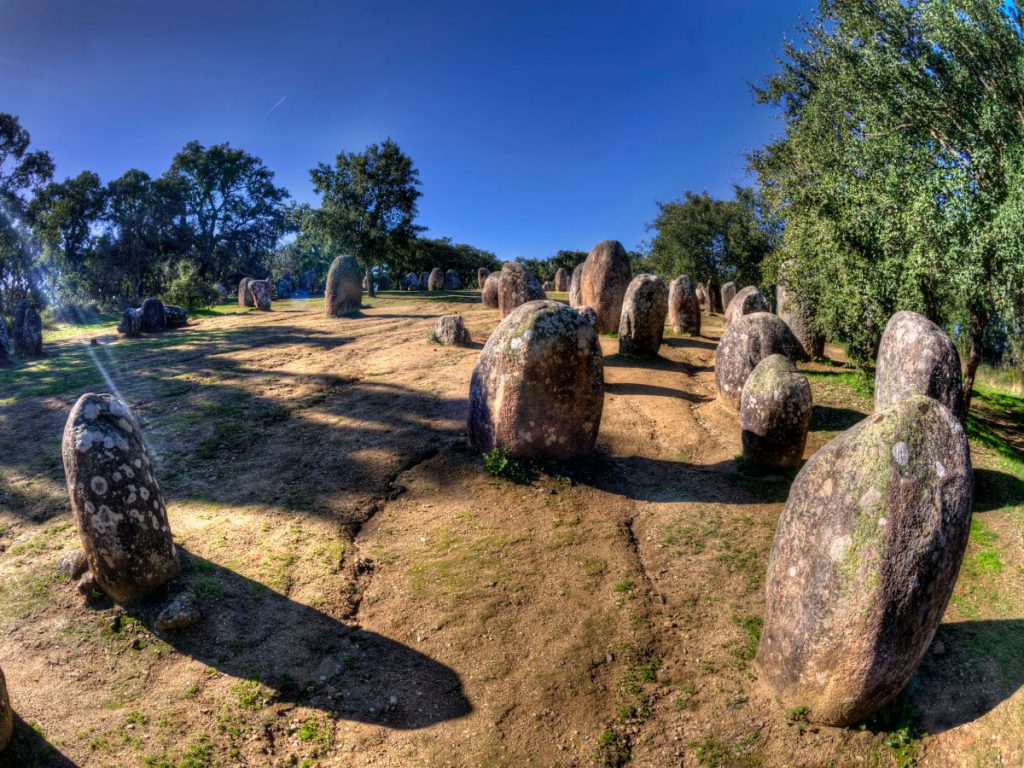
[
  {"xmin": 755, "ymin": 311, "xmax": 972, "ymax": 726},
  {"xmin": 469, "ymin": 300, "xmax": 604, "ymax": 460},
  {"xmin": 325, "ymin": 255, "xmax": 363, "ymax": 316},
  {"xmin": 237, "ymin": 277, "xmax": 272, "ymax": 311},
  {"xmin": 0, "ymin": 299, "xmax": 44, "ymax": 363},
  {"xmin": 117, "ymin": 298, "xmax": 188, "ymax": 338},
  {"xmin": 714, "ymin": 312, "xmax": 807, "ymax": 410}
]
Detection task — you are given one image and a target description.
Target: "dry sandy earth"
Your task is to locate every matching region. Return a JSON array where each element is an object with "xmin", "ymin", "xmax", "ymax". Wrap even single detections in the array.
[{"xmin": 0, "ymin": 292, "xmax": 1022, "ymax": 767}]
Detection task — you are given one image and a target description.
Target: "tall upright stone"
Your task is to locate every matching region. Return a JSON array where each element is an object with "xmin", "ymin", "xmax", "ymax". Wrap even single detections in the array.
[
  {"xmin": 777, "ymin": 277, "xmax": 825, "ymax": 359},
  {"xmin": 117, "ymin": 308, "xmax": 142, "ymax": 337},
  {"xmin": 740, "ymin": 355, "xmax": 812, "ymax": 468},
  {"xmin": 61, "ymin": 393, "xmax": 180, "ymax": 603},
  {"xmin": 756, "ymin": 395, "xmax": 972, "ymax": 725},
  {"xmin": 482, "ymin": 272, "xmax": 501, "ymax": 308},
  {"xmin": 875, "ymin": 311, "xmax": 964, "ymax": 420},
  {"xmin": 554, "ymin": 268, "xmax": 570, "ymax": 292},
  {"xmin": 569, "ymin": 263, "xmax": 585, "ymax": 308},
  {"xmin": 325, "ymin": 255, "xmax": 363, "ymax": 316},
  {"xmin": 477, "ymin": 267, "xmax": 490, "ymax": 289},
  {"xmin": 428, "ymin": 268, "xmax": 445, "ymax": 291},
  {"xmin": 139, "ymin": 297, "xmax": 166, "ymax": 332},
  {"xmin": 668, "ymin": 276, "xmax": 701, "ymax": 336},
  {"xmin": 695, "ymin": 283, "xmax": 707, "ymax": 310},
  {"xmin": 13, "ymin": 299, "xmax": 43, "ymax": 357},
  {"xmin": 580, "ymin": 240, "xmax": 632, "ymax": 334},
  {"xmin": 720, "ymin": 281, "xmax": 737, "ymax": 313},
  {"xmin": 723, "ymin": 286, "xmax": 769, "ymax": 328},
  {"xmin": 714, "ymin": 312, "xmax": 807, "ymax": 410},
  {"xmin": 248, "ymin": 279, "xmax": 272, "ymax": 311},
  {"xmin": 618, "ymin": 274, "xmax": 668, "ymax": 356},
  {"xmin": 238, "ymin": 277, "xmax": 254, "ymax": 307},
  {"xmin": 469, "ymin": 301, "xmax": 604, "ymax": 460},
  {"xmin": 498, "ymin": 262, "xmax": 545, "ymax": 319},
  {"xmin": 444, "ymin": 269, "xmax": 461, "ymax": 290},
  {"xmin": 706, "ymin": 276, "xmax": 723, "ymax": 314},
  {"xmin": 420, "ymin": 272, "xmax": 430, "ymax": 293}
]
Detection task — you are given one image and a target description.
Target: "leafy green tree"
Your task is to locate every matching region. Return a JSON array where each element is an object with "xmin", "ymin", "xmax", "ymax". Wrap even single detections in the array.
[
  {"xmin": 752, "ymin": 0, "xmax": 1024, "ymax": 417},
  {"xmin": 0, "ymin": 114, "xmax": 54, "ymax": 314},
  {"xmin": 309, "ymin": 139, "xmax": 422, "ymax": 297},
  {"xmin": 163, "ymin": 260, "xmax": 219, "ymax": 311},
  {"xmin": 163, "ymin": 141, "xmax": 289, "ymax": 285}
]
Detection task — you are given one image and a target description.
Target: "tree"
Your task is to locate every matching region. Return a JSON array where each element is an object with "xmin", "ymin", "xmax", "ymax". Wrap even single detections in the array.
[
  {"xmin": 164, "ymin": 141, "xmax": 289, "ymax": 285},
  {"xmin": 0, "ymin": 114, "xmax": 54, "ymax": 315},
  {"xmin": 752, "ymin": 0, "xmax": 1024, "ymax": 418},
  {"xmin": 646, "ymin": 186, "xmax": 774, "ymax": 290},
  {"xmin": 309, "ymin": 139, "xmax": 422, "ymax": 297},
  {"xmin": 518, "ymin": 250, "xmax": 587, "ymax": 282}
]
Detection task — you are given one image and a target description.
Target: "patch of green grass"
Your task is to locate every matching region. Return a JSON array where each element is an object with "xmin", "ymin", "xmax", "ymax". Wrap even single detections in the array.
[
  {"xmin": 298, "ymin": 716, "xmax": 333, "ymax": 756},
  {"xmin": 803, "ymin": 368, "xmax": 875, "ymax": 400},
  {"xmin": 230, "ymin": 679, "xmax": 264, "ymax": 710},
  {"xmin": 612, "ymin": 578, "xmax": 635, "ymax": 594},
  {"xmin": 784, "ymin": 705, "xmax": 810, "ymax": 733},
  {"xmin": 190, "ymin": 574, "xmax": 223, "ymax": 602},
  {"xmin": 731, "ymin": 614, "xmax": 763, "ymax": 663},
  {"xmin": 690, "ymin": 733, "xmax": 762, "ymax": 768},
  {"xmin": 426, "ymin": 330, "xmax": 441, "ymax": 343},
  {"xmin": 144, "ymin": 735, "xmax": 216, "ymax": 768},
  {"xmin": 862, "ymin": 689, "xmax": 922, "ymax": 768},
  {"xmin": 595, "ymin": 728, "xmax": 630, "ymax": 767},
  {"xmin": 481, "ymin": 446, "xmax": 538, "ymax": 484}
]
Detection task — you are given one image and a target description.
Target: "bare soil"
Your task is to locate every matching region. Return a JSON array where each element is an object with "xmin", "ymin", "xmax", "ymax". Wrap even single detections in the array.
[{"xmin": 0, "ymin": 292, "xmax": 1022, "ymax": 767}]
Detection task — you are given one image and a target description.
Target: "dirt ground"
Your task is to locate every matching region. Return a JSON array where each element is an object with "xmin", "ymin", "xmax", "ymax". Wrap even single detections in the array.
[{"xmin": 0, "ymin": 291, "xmax": 1022, "ymax": 767}]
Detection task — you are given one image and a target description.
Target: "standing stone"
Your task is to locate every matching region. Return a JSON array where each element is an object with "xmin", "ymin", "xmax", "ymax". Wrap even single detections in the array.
[
  {"xmin": 695, "ymin": 283, "xmax": 707, "ymax": 310},
  {"xmin": 117, "ymin": 308, "xmax": 142, "ymax": 337},
  {"xmin": 554, "ymin": 268, "xmax": 570, "ymax": 292},
  {"xmin": 238, "ymin": 278, "xmax": 254, "ymax": 307},
  {"xmin": 875, "ymin": 311, "xmax": 964, "ymax": 420},
  {"xmin": 444, "ymin": 269, "xmax": 461, "ymax": 290},
  {"xmin": 706, "ymin": 276, "xmax": 724, "ymax": 314},
  {"xmin": 61, "ymin": 393, "xmax": 180, "ymax": 603},
  {"xmin": 715, "ymin": 312, "xmax": 807, "ymax": 410},
  {"xmin": 420, "ymin": 272, "xmax": 430, "ymax": 292},
  {"xmin": 138, "ymin": 298, "xmax": 166, "ymax": 333},
  {"xmin": 300, "ymin": 270, "xmax": 317, "ymax": 293},
  {"xmin": 275, "ymin": 276, "xmax": 293, "ymax": 298},
  {"xmin": 482, "ymin": 272, "xmax": 501, "ymax": 308},
  {"xmin": 756, "ymin": 395, "xmax": 972, "ymax": 726},
  {"xmin": 325, "ymin": 255, "xmax": 363, "ymax": 316},
  {"xmin": 477, "ymin": 267, "xmax": 490, "ymax": 289},
  {"xmin": 740, "ymin": 355, "xmax": 812, "ymax": 468},
  {"xmin": 724, "ymin": 286, "xmax": 769, "ymax": 328},
  {"xmin": 469, "ymin": 300, "xmax": 604, "ymax": 460},
  {"xmin": 542, "ymin": 280, "xmax": 555, "ymax": 292},
  {"xmin": 434, "ymin": 315, "xmax": 471, "ymax": 346},
  {"xmin": 580, "ymin": 240, "xmax": 632, "ymax": 334},
  {"xmin": 498, "ymin": 262, "xmax": 546, "ymax": 319},
  {"xmin": 668, "ymin": 276, "xmax": 701, "ymax": 336},
  {"xmin": 0, "ymin": 665, "xmax": 11, "ymax": 751},
  {"xmin": 248, "ymin": 279, "xmax": 272, "ymax": 311},
  {"xmin": 569, "ymin": 263, "xmax": 585, "ymax": 308},
  {"xmin": 776, "ymin": 276, "xmax": 825, "ymax": 358},
  {"xmin": 13, "ymin": 299, "xmax": 43, "ymax": 356},
  {"xmin": 404, "ymin": 272, "xmax": 420, "ymax": 291},
  {"xmin": 0, "ymin": 319, "xmax": 10, "ymax": 363},
  {"xmin": 214, "ymin": 283, "xmax": 228, "ymax": 301},
  {"xmin": 619, "ymin": 274, "xmax": 668, "ymax": 356},
  {"xmin": 162, "ymin": 305, "xmax": 188, "ymax": 328},
  {"xmin": 720, "ymin": 281, "xmax": 737, "ymax": 313},
  {"xmin": 428, "ymin": 268, "xmax": 445, "ymax": 291}
]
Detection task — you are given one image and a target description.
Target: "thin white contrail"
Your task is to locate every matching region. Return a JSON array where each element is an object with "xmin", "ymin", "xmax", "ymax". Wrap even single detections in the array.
[{"xmin": 265, "ymin": 96, "xmax": 287, "ymax": 116}]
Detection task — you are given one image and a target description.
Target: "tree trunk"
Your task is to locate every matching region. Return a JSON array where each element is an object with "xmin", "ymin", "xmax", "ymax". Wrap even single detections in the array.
[
  {"xmin": 960, "ymin": 309, "xmax": 986, "ymax": 422},
  {"xmin": 364, "ymin": 262, "xmax": 375, "ymax": 298}
]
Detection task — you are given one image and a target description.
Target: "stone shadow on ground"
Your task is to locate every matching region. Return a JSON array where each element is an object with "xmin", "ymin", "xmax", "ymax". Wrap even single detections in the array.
[
  {"xmin": 0, "ymin": 715, "xmax": 80, "ymax": 767},
  {"xmin": 972, "ymin": 467, "xmax": 1024, "ymax": 513},
  {"xmin": 604, "ymin": 381, "xmax": 711, "ymax": 404},
  {"xmin": 662, "ymin": 336, "xmax": 717, "ymax": 352},
  {"xmin": 909, "ymin": 619, "xmax": 1024, "ymax": 734},
  {"xmin": 808, "ymin": 404, "xmax": 866, "ymax": 433},
  {"xmin": 130, "ymin": 549, "xmax": 472, "ymax": 730}
]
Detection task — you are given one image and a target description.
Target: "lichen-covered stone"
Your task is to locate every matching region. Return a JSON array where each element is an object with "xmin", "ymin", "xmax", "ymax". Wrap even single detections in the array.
[
  {"xmin": 578, "ymin": 306, "xmax": 598, "ymax": 326},
  {"xmin": 668, "ymin": 276, "xmax": 701, "ymax": 336},
  {"xmin": 163, "ymin": 304, "xmax": 188, "ymax": 328},
  {"xmin": 569, "ymin": 263, "xmax": 584, "ymax": 308},
  {"xmin": 155, "ymin": 591, "xmax": 201, "ymax": 631},
  {"xmin": 117, "ymin": 308, "xmax": 142, "ymax": 337},
  {"xmin": 724, "ymin": 286, "xmax": 769, "ymax": 327},
  {"xmin": 777, "ymin": 283, "xmax": 825, "ymax": 359},
  {"xmin": 482, "ymin": 272, "xmax": 501, "ymax": 308},
  {"xmin": 325, "ymin": 255, "xmax": 363, "ymax": 316},
  {"xmin": 580, "ymin": 240, "xmax": 632, "ymax": 334},
  {"xmin": 740, "ymin": 355, "xmax": 812, "ymax": 468},
  {"xmin": 428, "ymin": 268, "xmax": 445, "ymax": 291},
  {"xmin": 720, "ymin": 281, "xmax": 737, "ymax": 313},
  {"xmin": 444, "ymin": 269, "xmax": 460, "ymax": 290},
  {"xmin": 238, "ymin": 278, "xmax": 254, "ymax": 307},
  {"xmin": 14, "ymin": 299, "xmax": 43, "ymax": 356},
  {"xmin": 434, "ymin": 315, "xmax": 471, "ymax": 346},
  {"xmin": 714, "ymin": 312, "xmax": 807, "ymax": 410},
  {"xmin": 554, "ymin": 268, "xmax": 569, "ymax": 292},
  {"xmin": 248, "ymin": 279, "xmax": 272, "ymax": 311},
  {"xmin": 875, "ymin": 311, "xmax": 964, "ymax": 419},
  {"xmin": 469, "ymin": 300, "xmax": 604, "ymax": 460},
  {"xmin": 619, "ymin": 274, "xmax": 668, "ymax": 356},
  {"xmin": 756, "ymin": 395, "xmax": 972, "ymax": 726},
  {"xmin": 498, "ymin": 262, "xmax": 546, "ymax": 319},
  {"xmin": 56, "ymin": 548, "xmax": 89, "ymax": 581},
  {"xmin": 477, "ymin": 267, "xmax": 490, "ymax": 289},
  {"xmin": 0, "ymin": 666, "xmax": 11, "ymax": 752},
  {"xmin": 61, "ymin": 393, "xmax": 180, "ymax": 603}
]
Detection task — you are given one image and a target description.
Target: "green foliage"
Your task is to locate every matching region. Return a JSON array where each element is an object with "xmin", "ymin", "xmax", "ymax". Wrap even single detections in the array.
[
  {"xmin": 481, "ymin": 446, "xmax": 538, "ymax": 484},
  {"xmin": 518, "ymin": 249, "xmax": 587, "ymax": 282},
  {"xmin": 164, "ymin": 261, "xmax": 219, "ymax": 311}
]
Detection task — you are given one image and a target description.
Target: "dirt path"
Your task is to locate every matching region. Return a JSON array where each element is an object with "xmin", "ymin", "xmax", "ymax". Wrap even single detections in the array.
[{"xmin": 0, "ymin": 294, "xmax": 1021, "ymax": 767}]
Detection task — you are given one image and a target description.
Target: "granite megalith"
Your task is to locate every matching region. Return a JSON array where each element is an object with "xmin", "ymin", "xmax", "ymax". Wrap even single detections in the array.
[
  {"xmin": 498, "ymin": 262, "xmax": 545, "ymax": 319},
  {"xmin": 723, "ymin": 286, "xmax": 769, "ymax": 327},
  {"xmin": 668, "ymin": 276, "xmax": 701, "ymax": 336},
  {"xmin": 618, "ymin": 274, "xmax": 668, "ymax": 356},
  {"xmin": 714, "ymin": 312, "xmax": 807, "ymax": 410},
  {"xmin": 740, "ymin": 355, "xmax": 812, "ymax": 468},
  {"xmin": 580, "ymin": 240, "xmax": 632, "ymax": 334},
  {"xmin": 325, "ymin": 255, "xmax": 363, "ymax": 316}
]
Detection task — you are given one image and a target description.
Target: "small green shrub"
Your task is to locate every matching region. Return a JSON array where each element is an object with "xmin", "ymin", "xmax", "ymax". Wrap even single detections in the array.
[
  {"xmin": 164, "ymin": 262, "xmax": 219, "ymax": 312},
  {"xmin": 482, "ymin": 446, "xmax": 537, "ymax": 484}
]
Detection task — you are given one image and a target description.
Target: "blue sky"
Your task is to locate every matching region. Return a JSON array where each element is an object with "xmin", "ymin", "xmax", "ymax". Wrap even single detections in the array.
[{"xmin": 1, "ymin": 0, "xmax": 814, "ymax": 260}]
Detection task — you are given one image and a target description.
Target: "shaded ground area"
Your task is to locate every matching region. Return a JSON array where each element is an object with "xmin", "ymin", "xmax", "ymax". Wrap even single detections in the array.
[{"xmin": 0, "ymin": 292, "xmax": 1022, "ymax": 766}]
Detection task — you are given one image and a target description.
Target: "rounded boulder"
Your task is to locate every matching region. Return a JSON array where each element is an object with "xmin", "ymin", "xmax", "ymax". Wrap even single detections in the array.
[
  {"xmin": 498, "ymin": 262, "xmax": 545, "ymax": 319},
  {"xmin": 482, "ymin": 272, "xmax": 501, "ymax": 308},
  {"xmin": 325, "ymin": 255, "xmax": 363, "ymax": 316},
  {"xmin": 777, "ymin": 283, "xmax": 825, "ymax": 359},
  {"xmin": 740, "ymin": 355, "xmax": 812, "ymax": 468},
  {"xmin": 554, "ymin": 268, "xmax": 570, "ymax": 292},
  {"xmin": 428, "ymin": 268, "xmax": 445, "ymax": 291},
  {"xmin": 434, "ymin": 315, "xmax": 471, "ymax": 346},
  {"xmin": 580, "ymin": 240, "xmax": 632, "ymax": 334},
  {"xmin": 714, "ymin": 312, "xmax": 807, "ymax": 410},
  {"xmin": 755, "ymin": 395, "xmax": 972, "ymax": 725},
  {"xmin": 468, "ymin": 300, "xmax": 604, "ymax": 460},
  {"xmin": 668, "ymin": 276, "xmax": 701, "ymax": 336},
  {"xmin": 477, "ymin": 267, "xmax": 490, "ymax": 289},
  {"xmin": 618, "ymin": 274, "xmax": 668, "ymax": 356},
  {"xmin": 723, "ymin": 286, "xmax": 769, "ymax": 327},
  {"xmin": 248, "ymin": 279, "xmax": 272, "ymax": 311},
  {"xmin": 720, "ymin": 281, "xmax": 737, "ymax": 313},
  {"xmin": 875, "ymin": 311, "xmax": 964, "ymax": 419},
  {"xmin": 444, "ymin": 269, "xmax": 461, "ymax": 290}
]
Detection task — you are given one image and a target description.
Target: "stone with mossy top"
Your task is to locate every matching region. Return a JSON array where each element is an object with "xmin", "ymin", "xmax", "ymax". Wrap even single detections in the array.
[
  {"xmin": 468, "ymin": 300, "xmax": 604, "ymax": 460},
  {"xmin": 498, "ymin": 262, "xmax": 545, "ymax": 319},
  {"xmin": 61, "ymin": 393, "xmax": 180, "ymax": 604},
  {"xmin": 755, "ymin": 395, "xmax": 972, "ymax": 726},
  {"xmin": 618, "ymin": 274, "xmax": 668, "ymax": 356},
  {"xmin": 714, "ymin": 312, "xmax": 807, "ymax": 410},
  {"xmin": 740, "ymin": 354, "xmax": 812, "ymax": 468},
  {"xmin": 723, "ymin": 285, "xmax": 768, "ymax": 328},
  {"xmin": 325, "ymin": 255, "xmax": 363, "ymax": 316}
]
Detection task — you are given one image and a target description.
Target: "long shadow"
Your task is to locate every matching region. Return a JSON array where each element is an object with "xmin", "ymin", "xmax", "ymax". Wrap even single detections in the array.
[
  {"xmin": 604, "ymin": 381, "xmax": 711, "ymax": 404},
  {"xmin": 809, "ymin": 404, "xmax": 866, "ymax": 433},
  {"xmin": 663, "ymin": 336, "xmax": 717, "ymax": 352},
  {"xmin": 602, "ymin": 353, "xmax": 710, "ymax": 376},
  {"xmin": 0, "ymin": 715, "xmax": 79, "ymax": 767},
  {"xmin": 909, "ymin": 620, "xmax": 1024, "ymax": 734},
  {"xmin": 973, "ymin": 467, "xmax": 1024, "ymax": 512},
  {"xmin": 129, "ymin": 550, "xmax": 472, "ymax": 729}
]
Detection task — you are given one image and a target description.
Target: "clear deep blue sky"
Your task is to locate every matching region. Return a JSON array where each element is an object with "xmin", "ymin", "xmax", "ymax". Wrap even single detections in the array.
[{"xmin": 2, "ymin": 0, "xmax": 814, "ymax": 260}]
